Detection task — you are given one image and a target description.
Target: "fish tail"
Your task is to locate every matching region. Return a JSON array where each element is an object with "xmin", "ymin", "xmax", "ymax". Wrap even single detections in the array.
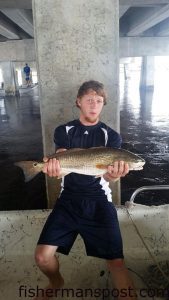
[{"xmin": 15, "ymin": 161, "xmax": 42, "ymax": 182}]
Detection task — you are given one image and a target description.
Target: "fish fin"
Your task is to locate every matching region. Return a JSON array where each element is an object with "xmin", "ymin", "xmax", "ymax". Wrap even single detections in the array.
[
  {"xmin": 58, "ymin": 148, "xmax": 83, "ymax": 153},
  {"xmin": 112, "ymin": 178, "xmax": 120, "ymax": 182},
  {"xmin": 15, "ymin": 161, "xmax": 41, "ymax": 182},
  {"xmin": 96, "ymin": 164, "xmax": 107, "ymax": 169},
  {"xmin": 66, "ymin": 148, "xmax": 83, "ymax": 151},
  {"xmin": 49, "ymin": 148, "xmax": 84, "ymax": 159},
  {"xmin": 59, "ymin": 148, "xmax": 83, "ymax": 153},
  {"xmin": 57, "ymin": 172, "xmax": 71, "ymax": 179},
  {"xmin": 89, "ymin": 146, "xmax": 105, "ymax": 149},
  {"xmin": 68, "ymin": 147, "xmax": 104, "ymax": 151}
]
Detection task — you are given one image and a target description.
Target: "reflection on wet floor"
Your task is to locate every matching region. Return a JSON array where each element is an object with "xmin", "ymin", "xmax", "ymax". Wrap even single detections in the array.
[
  {"xmin": 120, "ymin": 62, "xmax": 169, "ymax": 205},
  {"xmin": 0, "ymin": 85, "xmax": 47, "ymax": 210}
]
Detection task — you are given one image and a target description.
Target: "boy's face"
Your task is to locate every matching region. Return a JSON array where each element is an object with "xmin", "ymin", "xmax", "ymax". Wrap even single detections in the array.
[{"xmin": 77, "ymin": 90, "xmax": 104, "ymax": 124}]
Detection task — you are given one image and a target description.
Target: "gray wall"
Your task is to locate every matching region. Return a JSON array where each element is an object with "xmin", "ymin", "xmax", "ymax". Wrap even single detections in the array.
[
  {"xmin": 0, "ymin": 37, "xmax": 169, "ymax": 62},
  {"xmin": 120, "ymin": 37, "xmax": 169, "ymax": 57},
  {"xmin": 32, "ymin": 0, "xmax": 119, "ymax": 207},
  {"xmin": 0, "ymin": 39, "xmax": 35, "ymax": 61}
]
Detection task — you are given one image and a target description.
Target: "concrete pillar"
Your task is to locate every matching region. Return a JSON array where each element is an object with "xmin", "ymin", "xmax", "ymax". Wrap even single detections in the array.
[
  {"xmin": 33, "ymin": 0, "xmax": 119, "ymax": 207},
  {"xmin": 140, "ymin": 87, "xmax": 154, "ymax": 122},
  {"xmin": 1, "ymin": 61, "xmax": 19, "ymax": 96},
  {"xmin": 140, "ymin": 56, "xmax": 155, "ymax": 90},
  {"xmin": 21, "ymin": 68, "xmax": 26, "ymax": 86}
]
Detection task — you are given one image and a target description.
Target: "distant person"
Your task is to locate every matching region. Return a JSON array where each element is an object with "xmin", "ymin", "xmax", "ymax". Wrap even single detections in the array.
[{"xmin": 23, "ymin": 63, "xmax": 31, "ymax": 87}]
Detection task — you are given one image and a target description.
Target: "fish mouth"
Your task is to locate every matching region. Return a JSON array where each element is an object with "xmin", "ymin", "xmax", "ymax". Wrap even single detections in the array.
[
  {"xmin": 130, "ymin": 161, "xmax": 145, "ymax": 170},
  {"xmin": 132, "ymin": 166, "xmax": 144, "ymax": 170}
]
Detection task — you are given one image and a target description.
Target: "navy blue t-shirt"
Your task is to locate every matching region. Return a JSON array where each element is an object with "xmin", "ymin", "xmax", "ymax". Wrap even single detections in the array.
[
  {"xmin": 24, "ymin": 65, "xmax": 30, "ymax": 75},
  {"xmin": 54, "ymin": 119, "xmax": 122, "ymax": 201}
]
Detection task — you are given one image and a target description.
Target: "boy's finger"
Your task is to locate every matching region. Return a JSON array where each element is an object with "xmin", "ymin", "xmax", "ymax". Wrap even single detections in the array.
[{"xmin": 43, "ymin": 157, "xmax": 48, "ymax": 162}]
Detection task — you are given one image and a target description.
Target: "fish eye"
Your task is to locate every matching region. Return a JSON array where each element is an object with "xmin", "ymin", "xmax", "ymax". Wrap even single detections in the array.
[{"xmin": 33, "ymin": 162, "xmax": 38, "ymax": 167}]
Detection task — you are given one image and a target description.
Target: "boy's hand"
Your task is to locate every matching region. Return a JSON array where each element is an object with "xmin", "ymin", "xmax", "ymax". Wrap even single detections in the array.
[
  {"xmin": 103, "ymin": 161, "xmax": 129, "ymax": 182},
  {"xmin": 43, "ymin": 148, "xmax": 67, "ymax": 177}
]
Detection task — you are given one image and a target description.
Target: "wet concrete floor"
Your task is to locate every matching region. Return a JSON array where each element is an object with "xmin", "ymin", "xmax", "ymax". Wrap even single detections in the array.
[
  {"xmin": 120, "ymin": 75, "xmax": 169, "ymax": 206},
  {"xmin": 0, "ymin": 86, "xmax": 47, "ymax": 210},
  {"xmin": 0, "ymin": 77, "xmax": 169, "ymax": 210}
]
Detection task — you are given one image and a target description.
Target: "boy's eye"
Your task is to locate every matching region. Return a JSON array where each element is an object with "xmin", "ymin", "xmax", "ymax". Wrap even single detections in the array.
[
  {"xmin": 97, "ymin": 100, "xmax": 104, "ymax": 104},
  {"xmin": 86, "ymin": 99, "xmax": 103, "ymax": 104}
]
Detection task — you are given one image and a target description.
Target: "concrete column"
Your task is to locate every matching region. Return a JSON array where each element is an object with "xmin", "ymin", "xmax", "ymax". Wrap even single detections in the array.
[
  {"xmin": 33, "ymin": 0, "xmax": 119, "ymax": 207},
  {"xmin": 21, "ymin": 68, "xmax": 26, "ymax": 86},
  {"xmin": 1, "ymin": 61, "xmax": 19, "ymax": 96},
  {"xmin": 140, "ymin": 87, "xmax": 153, "ymax": 122},
  {"xmin": 140, "ymin": 56, "xmax": 155, "ymax": 90}
]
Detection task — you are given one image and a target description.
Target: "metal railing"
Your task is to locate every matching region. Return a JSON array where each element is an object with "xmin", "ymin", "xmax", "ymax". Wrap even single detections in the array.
[{"xmin": 128, "ymin": 185, "xmax": 169, "ymax": 204}]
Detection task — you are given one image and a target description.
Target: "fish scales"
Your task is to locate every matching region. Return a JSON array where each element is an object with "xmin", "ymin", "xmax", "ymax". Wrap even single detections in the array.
[
  {"xmin": 57, "ymin": 149, "xmax": 106, "ymax": 169},
  {"xmin": 56, "ymin": 148, "xmax": 137, "ymax": 167}
]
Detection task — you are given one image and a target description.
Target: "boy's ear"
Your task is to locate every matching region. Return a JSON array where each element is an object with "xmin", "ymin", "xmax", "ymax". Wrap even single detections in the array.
[{"xmin": 76, "ymin": 98, "xmax": 81, "ymax": 108}]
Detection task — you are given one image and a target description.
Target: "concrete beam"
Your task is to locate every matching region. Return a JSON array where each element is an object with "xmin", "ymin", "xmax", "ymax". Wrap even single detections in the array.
[
  {"xmin": 1, "ymin": 9, "xmax": 34, "ymax": 37},
  {"xmin": 127, "ymin": 4, "xmax": 169, "ymax": 36},
  {"xmin": 120, "ymin": 0, "xmax": 169, "ymax": 5},
  {"xmin": 120, "ymin": 37, "xmax": 169, "ymax": 57},
  {"xmin": 0, "ymin": 15, "xmax": 20, "ymax": 39},
  {"xmin": 0, "ymin": 0, "xmax": 31, "ymax": 9},
  {"xmin": 155, "ymin": 17, "xmax": 169, "ymax": 36},
  {"xmin": 0, "ymin": 39, "xmax": 35, "ymax": 61},
  {"xmin": 119, "ymin": 5, "xmax": 130, "ymax": 18},
  {"xmin": 0, "ymin": 34, "xmax": 7, "ymax": 41},
  {"xmin": 0, "ymin": 37, "xmax": 169, "ymax": 62}
]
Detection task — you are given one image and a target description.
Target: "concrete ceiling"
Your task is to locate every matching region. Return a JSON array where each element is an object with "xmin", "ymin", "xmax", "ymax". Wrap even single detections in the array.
[
  {"xmin": 0, "ymin": 0, "xmax": 169, "ymax": 42},
  {"xmin": 120, "ymin": 0, "xmax": 169, "ymax": 37}
]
